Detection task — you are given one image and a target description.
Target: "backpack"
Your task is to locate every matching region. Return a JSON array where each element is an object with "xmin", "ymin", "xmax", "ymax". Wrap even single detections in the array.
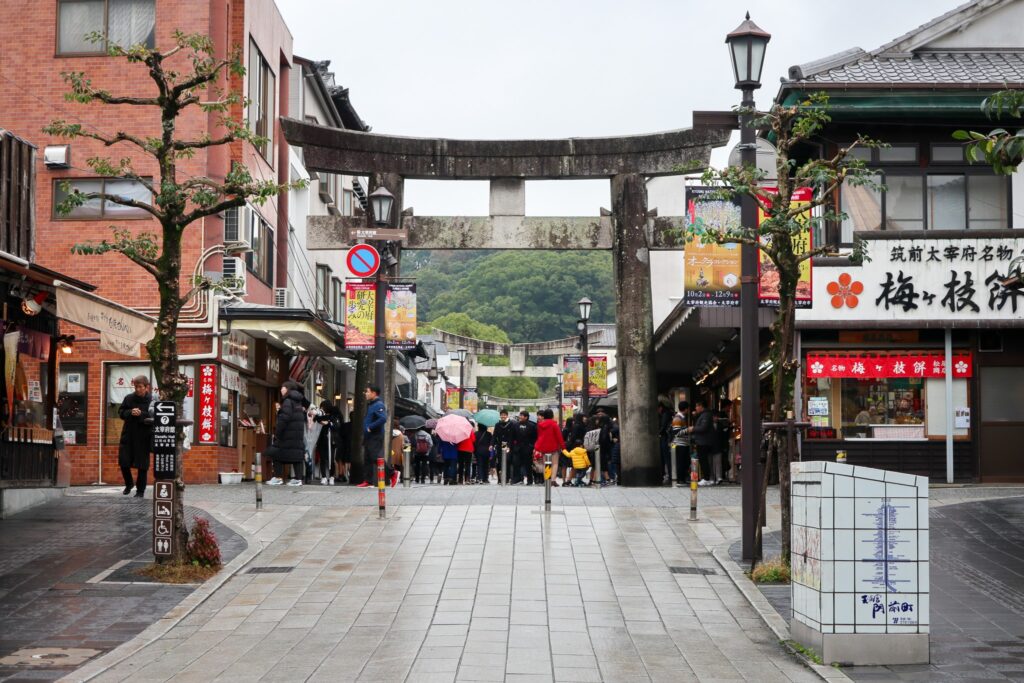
[
  {"xmin": 583, "ymin": 428, "xmax": 601, "ymax": 453},
  {"xmin": 415, "ymin": 433, "xmax": 431, "ymax": 456}
]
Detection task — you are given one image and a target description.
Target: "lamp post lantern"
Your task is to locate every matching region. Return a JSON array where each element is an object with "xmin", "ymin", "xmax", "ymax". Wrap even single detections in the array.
[
  {"xmin": 577, "ymin": 297, "xmax": 592, "ymax": 416},
  {"xmin": 456, "ymin": 348, "xmax": 468, "ymax": 409},
  {"xmin": 726, "ymin": 13, "xmax": 770, "ymax": 562},
  {"xmin": 555, "ymin": 369, "xmax": 564, "ymax": 426}
]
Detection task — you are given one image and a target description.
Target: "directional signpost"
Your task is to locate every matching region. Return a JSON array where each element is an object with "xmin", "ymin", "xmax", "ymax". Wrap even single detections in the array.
[
  {"xmin": 152, "ymin": 401, "xmax": 176, "ymax": 479},
  {"xmin": 153, "ymin": 480, "xmax": 174, "ymax": 558},
  {"xmin": 346, "ymin": 244, "xmax": 381, "ymax": 279}
]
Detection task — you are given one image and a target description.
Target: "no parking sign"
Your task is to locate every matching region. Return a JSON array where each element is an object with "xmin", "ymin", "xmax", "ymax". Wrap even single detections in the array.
[{"xmin": 346, "ymin": 244, "xmax": 380, "ymax": 278}]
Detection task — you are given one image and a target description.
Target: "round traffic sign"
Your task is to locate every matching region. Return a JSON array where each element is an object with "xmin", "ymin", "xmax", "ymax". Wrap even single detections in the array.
[{"xmin": 346, "ymin": 244, "xmax": 381, "ymax": 278}]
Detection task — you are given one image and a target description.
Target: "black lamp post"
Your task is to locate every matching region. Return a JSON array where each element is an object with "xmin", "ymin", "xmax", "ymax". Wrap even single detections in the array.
[
  {"xmin": 456, "ymin": 348, "xmax": 468, "ymax": 409},
  {"xmin": 556, "ymin": 369, "xmax": 564, "ymax": 426},
  {"xmin": 577, "ymin": 297, "xmax": 592, "ymax": 416},
  {"xmin": 726, "ymin": 13, "xmax": 770, "ymax": 562},
  {"xmin": 367, "ymin": 186, "xmax": 395, "ymax": 393}
]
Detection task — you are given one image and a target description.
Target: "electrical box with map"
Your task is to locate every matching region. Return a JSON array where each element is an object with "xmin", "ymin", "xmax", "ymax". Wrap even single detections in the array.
[{"xmin": 790, "ymin": 461, "xmax": 929, "ymax": 666}]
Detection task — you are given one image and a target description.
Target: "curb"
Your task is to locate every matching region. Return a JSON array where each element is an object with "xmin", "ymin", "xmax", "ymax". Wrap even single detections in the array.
[
  {"xmin": 59, "ymin": 505, "xmax": 263, "ymax": 682},
  {"xmin": 710, "ymin": 541, "xmax": 852, "ymax": 683}
]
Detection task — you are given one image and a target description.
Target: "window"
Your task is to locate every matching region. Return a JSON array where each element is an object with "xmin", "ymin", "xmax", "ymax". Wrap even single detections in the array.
[
  {"xmin": 315, "ymin": 264, "xmax": 331, "ymax": 314},
  {"xmin": 53, "ymin": 178, "xmax": 152, "ymax": 219},
  {"xmin": 58, "ymin": 0, "xmax": 155, "ymax": 54},
  {"xmin": 342, "ymin": 189, "xmax": 354, "ymax": 216},
  {"xmin": 331, "ymin": 277, "xmax": 342, "ymax": 322},
  {"xmin": 39, "ymin": 364, "xmax": 88, "ymax": 445},
  {"xmin": 247, "ymin": 39, "xmax": 276, "ymax": 160},
  {"xmin": 245, "ymin": 208, "xmax": 275, "ymax": 285},
  {"xmin": 104, "ymin": 364, "xmax": 195, "ymax": 445}
]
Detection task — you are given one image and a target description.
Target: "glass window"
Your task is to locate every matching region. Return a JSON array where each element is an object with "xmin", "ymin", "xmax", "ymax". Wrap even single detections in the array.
[
  {"xmin": 879, "ymin": 144, "xmax": 918, "ymax": 163},
  {"xmin": 219, "ymin": 387, "xmax": 236, "ymax": 447},
  {"xmin": 244, "ymin": 208, "xmax": 275, "ymax": 284},
  {"xmin": 840, "ymin": 174, "xmax": 882, "ymax": 243},
  {"xmin": 331, "ymin": 278, "xmax": 342, "ymax": 322},
  {"xmin": 54, "ymin": 178, "xmax": 151, "ymax": 219},
  {"xmin": 343, "ymin": 189, "xmax": 353, "ymax": 216},
  {"xmin": 845, "ymin": 146, "xmax": 872, "ymax": 161},
  {"xmin": 57, "ymin": 0, "xmax": 154, "ymax": 54},
  {"xmin": 931, "ymin": 144, "xmax": 965, "ymax": 163},
  {"xmin": 840, "ymin": 377, "xmax": 925, "ymax": 433},
  {"xmin": 248, "ymin": 39, "xmax": 275, "ymax": 161},
  {"xmin": 105, "ymin": 364, "xmax": 194, "ymax": 445},
  {"xmin": 316, "ymin": 264, "xmax": 331, "ymax": 313},
  {"xmin": 42, "ymin": 364, "xmax": 89, "ymax": 445},
  {"xmin": 885, "ymin": 176, "xmax": 924, "ymax": 230},
  {"xmin": 927, "ymin": 175, "xmax": 967, "ymax": 230},
  {"xmin": 981, "ymin": 367, "xmax": 1024, "ymax": 422},
  {"xmin": 968, "ymin": 176, "xmax": 1009, "ymax": 229}
]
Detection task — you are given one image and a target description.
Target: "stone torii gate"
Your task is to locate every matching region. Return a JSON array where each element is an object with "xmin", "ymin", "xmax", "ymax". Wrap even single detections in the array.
[{"xmin": 282, "ymin": 118, "xmax": 730, "ymax": 486}]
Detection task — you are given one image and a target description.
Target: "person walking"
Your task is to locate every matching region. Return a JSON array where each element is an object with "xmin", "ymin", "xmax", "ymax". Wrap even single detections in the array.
[
  {"xmin": 390, "ymin": 419, "xmax": 406, "ymax": 483},
  {"xmin": 688, "ymin": 400, "xmax": 718, "ymax": 486},
  {"xmin": 335, "ymin": 417, "xmax": 351, "ymax": 484},
  {"xmin": 492, "ymin": 410, "xmax": 515, "ymax": 483},
  {"xmin": 118, "ymin": 375, "xmax": 153, "ymax": 498},
  {"xmin": 510, "ymin": 411, "xmax": 537, "ymax": 485},
  {"xmin": 266, "ymin": 380, "xmax": 307, "ymax": 486},
  {"xmin": 582, "ymin": 418, "xmax": 601, "ymax": 485},
  {"xmin": 598, "ymin": 414, "xmax": 614, "ymax": 486},
  {"xmin": 474, "ymin": 422, "xmax": 492, "ymax": 484},
  {"xmin": 315, "ymin": 400, "xmax": 340, "ymax": 484},
  {"xmin": 456, "ymin": 427, "xmax": 475, "ymax": 485},
  {"xmin": 535, "ymin": 408, "xmax": 566, "ymax": 486},
  {"xmin": 716, "ymin": 399, "xmax": 734, "ymax": 483},
  {"xmin": 658, "ymin": 402, "xmax": 674, "ymax": 484},
  {"xmin": 440, "ymin": 438, "xmax": 459, "ymax": 485},
  {"xmin": 608, "ymin": 419, "xmax": 621, "ymax": 485},
  {"xmin": 412, "ymin": 428, "xmax": 433, "ymax": 484},
  {"xmin": 670, "ymin": 401, "xmax": 691, "ymax": 486},
  {"xmin": 356, "ymin": 385, "xmax": 397, "ymax": 488}
]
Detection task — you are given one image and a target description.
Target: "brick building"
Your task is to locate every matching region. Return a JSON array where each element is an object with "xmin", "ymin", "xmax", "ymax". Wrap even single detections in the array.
[{"xmin": 0, "ymin": 0, "xmax": 348, "ymax": 484}]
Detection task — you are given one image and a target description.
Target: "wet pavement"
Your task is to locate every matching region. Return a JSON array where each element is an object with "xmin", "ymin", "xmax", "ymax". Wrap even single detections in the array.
[
  {"xmin": 733, "ymin": 495, "xmax": 1024, "ymax": 682},
  {"xmin": 0, "ymin": 495, "xmax": 244, "ymax": 682}
]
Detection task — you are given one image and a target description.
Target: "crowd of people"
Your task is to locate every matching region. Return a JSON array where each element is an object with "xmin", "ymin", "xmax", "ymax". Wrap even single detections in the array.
[{"xmin": 661, "ymin": 398, "xmax": 737, "ymax": 486}]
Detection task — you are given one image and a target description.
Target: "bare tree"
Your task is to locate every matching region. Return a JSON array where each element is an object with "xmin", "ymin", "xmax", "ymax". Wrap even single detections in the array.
[{"xmin": 45, "ymin": 31, "xmax": 301, "ymax": 562}]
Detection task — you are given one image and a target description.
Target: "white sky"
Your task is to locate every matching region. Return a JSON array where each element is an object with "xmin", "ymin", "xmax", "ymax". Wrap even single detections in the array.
[{"xmin": 277, "ymin": 0, "xmax": 965, "ymax": 216}]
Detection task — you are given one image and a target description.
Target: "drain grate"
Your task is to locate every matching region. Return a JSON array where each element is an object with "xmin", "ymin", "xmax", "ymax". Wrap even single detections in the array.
[
  {"xmin": 669, "ymin": 566, "xmax": 718, "ymax": 576},
  {"xmin": 247, "ymin": 566, "xmax": 293, "ymax": 574}
]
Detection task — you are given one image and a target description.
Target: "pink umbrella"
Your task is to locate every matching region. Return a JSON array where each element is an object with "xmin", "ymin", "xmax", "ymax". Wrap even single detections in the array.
[{"xmin": 434, "ymin": 414, "xmax": 473, "ymax": 443}]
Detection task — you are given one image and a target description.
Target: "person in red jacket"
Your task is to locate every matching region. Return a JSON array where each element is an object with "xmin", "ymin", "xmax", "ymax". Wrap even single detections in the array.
[
  {"xmin": 535, "ymin": 408, "xmax": 566, "ymax": 486},
  {"xmin": 456, "ymin": 427, "xmax": 476, "ymax": 485}
]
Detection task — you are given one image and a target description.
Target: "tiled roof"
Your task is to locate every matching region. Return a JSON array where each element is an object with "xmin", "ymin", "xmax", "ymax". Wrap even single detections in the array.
[{"xmin": 797, "ymin": 50, "xmax": 1024, "ymax": 85}]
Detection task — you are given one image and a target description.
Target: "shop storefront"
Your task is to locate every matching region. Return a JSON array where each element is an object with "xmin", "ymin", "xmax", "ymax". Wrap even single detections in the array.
[{"xmin": 796, "ymin": 233, "xmax": 1024, "ymax": 482}]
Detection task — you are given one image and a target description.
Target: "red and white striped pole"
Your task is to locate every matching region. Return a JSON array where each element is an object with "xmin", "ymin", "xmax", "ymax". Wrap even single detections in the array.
[{"xmin": 377, "ymin": 457, "xmax": 386, "ymax": 519}]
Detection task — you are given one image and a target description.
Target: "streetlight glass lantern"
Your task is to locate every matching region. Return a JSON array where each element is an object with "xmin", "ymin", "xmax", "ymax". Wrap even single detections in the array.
[
  {"xmin": 456, "ymin": 348, "xmax": 468, "ymax": 363},
  {"xmin": 368, "ymin": 186, "xmax": 395, "ymax": 227},
  {"xmin": 725, "ymin": 12, "xmax": 771, "ymax": 89},
  {"xmin": 577, "ymin": 296, "xmax": 592, "ymax": 322}
]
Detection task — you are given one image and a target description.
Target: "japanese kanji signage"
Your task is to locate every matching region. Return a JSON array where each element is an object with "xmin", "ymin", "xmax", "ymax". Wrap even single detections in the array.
[
  {"xmin": 344, "ymin": 282, "xmax": 376, "ymax": 350},
  {"xmin": 197, "ymin": 364, "xmax": 217, "ymax": 444},
  {"xmin": 805, "ymin": 352, "xmax": 973, "ymax": 379},
  {"xmin": 562, "ymin": 355, "xmax": 608, "ymax": 398},
  {"xmin": 797, "ymin": 238, "xmax": 1024, "ymax": 324},
  {"xmin": 759, "ymin": 187, "xmax": 813, "ymax": 308},
  {"xmin": 682, "ymin": 187, "xmax": 741, "ymax": 307},
  {"xmin": 152, "ymin": 401, "xmax": 177, "ymax": 479},
  {"xmin": 385, "ymin": 283, "xmax": 417, "ymax": 350}
]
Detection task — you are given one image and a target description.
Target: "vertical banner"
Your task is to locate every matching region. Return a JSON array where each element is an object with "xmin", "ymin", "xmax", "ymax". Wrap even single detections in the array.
[
  {"xmin": 563, "ymin": 355, "xmax": 583, "ymax": 398},
  {"xmin": 683, "ymin": 186, "xmax": 742, "ymax": 307},
  {"xmin": 446, "ymin": 388, "xmax": 460, "ymax": 410},
  {"xmin": 464, "ymin": 391, "xmax": 479, "ymax": 414},
  {"xmin": 758, "ymin": 187, "xmax": 814, "ymax": 308},
  {"xmin": 197, "ymin": 363, "xmax": 217, "ymax": 444},
  {"xmin": 344, "ymin": 282, "xmax": 376, "ymax": 350},
  {"xmin": 385, "ymin": 283, "xmax": 417, "ymax": 350},
  {"xmin": 588, "ymin": 355, "xmax": 609, "ymax": 398}
]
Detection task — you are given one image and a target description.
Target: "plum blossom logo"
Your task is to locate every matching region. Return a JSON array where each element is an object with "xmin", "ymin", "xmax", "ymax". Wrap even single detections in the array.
[
  {"xmin": 827, "ymin": 273, "xmax": 864, "ymax": 309},
  {"xmin": 811, "ymin": 361, "xmax": 824, "ymax": 375},
  {"xmin": 955, "ymin": 360, "xmax": 968, "ymax": 374}
]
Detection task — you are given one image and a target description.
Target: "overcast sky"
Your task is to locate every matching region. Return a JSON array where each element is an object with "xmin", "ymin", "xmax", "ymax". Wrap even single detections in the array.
[{"xmin": 278, "ymin": 0, "xmax": 965, "ymax": 216}]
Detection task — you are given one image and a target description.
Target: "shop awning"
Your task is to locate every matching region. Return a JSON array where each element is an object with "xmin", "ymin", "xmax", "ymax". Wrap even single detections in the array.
[
  {"xmin": 54, "ymin": 281, "xmax": 156, "ymax": 356},
  {"xmin": 219, "ymin": 304, "xmax": 345, "ymax": 356}
]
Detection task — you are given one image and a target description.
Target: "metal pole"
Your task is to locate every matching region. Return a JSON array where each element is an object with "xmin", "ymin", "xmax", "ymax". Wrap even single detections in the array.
[
  {"xmin": 581, "ymin": 322, "xmax": 590, "ymax": 416},
  {"xmin": 501, "ymin": 446, "xmax": 508, "ymax": 486},
  {"xmin": 377, "ymin": 457, "xmax": 386, "ymax": 519},
  {"xmin": 739, "ymin": 87, "xmax": 762, "ymax": 562},
  {"xmin": 689, "ymin": 447, "xmax": 699, "ymax": 520},
  {"xmin": 403, "ymin": 443, "xmax": 411, "ymax": 488},
  {"xmin": 374, "ymin": 265, "xmax": 386, "ymax": 393},
  {"xmin": 544, "ymin": 453, "xmax": 553, "ymax": 511},
  {"xmin": 670, "ymin": 443, "xmax": 678, "ymax": 487},
  {"xmin": 593, "ymin": 447, "xmax": 601, "ymax": 486},
  {"xmin": 254, "ymin": 451, "xmax": 263, "ymax": 510},
  {"xmin": 944, "ymin": 328, "xmax": 954, "ymax": 484},
  {"xmin": 459, "ymin": 361, "xmax": 465, "ymax": 409},
  {"xmin": 557, "ymin": 380, "xmax": 564, "ymax": 427}
]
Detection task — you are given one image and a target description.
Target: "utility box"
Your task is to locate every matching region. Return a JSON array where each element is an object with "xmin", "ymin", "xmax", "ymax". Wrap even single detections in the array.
[{"xmin": 790, "ymin": 461, "xmax": 929, "ymax": 666}]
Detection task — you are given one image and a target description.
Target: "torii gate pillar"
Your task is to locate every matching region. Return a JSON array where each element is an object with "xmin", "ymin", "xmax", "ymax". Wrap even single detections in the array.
[{"xmin": 612, "ymin": 174, "xmax": 660, "ymax": 486}]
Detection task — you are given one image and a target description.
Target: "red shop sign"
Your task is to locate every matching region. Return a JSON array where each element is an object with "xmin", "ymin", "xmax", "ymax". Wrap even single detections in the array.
[
  {"xmin": 197, "ymin": 363, "xmax": 218, "ymax": 444},
  {"xmin": 805, "ymin": 352, "xmax": 973, "ymax": 379}
]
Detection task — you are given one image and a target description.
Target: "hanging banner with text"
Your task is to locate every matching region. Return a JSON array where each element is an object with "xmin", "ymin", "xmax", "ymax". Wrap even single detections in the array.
[
  {"xmin": 562, "ymin": 355, "xmax": 608, "ymax": 398},
  {"xmin": 344, "ymin": 282, "xmax": 376, "ymax": 350},
  {"xmin": 385, "ymin": 283, "xmax": 417, "ymax": 350},
  {"xmin": 805, "ymin": 352, "xmax": 973, "ymax": 379},
  {"xmin": 758, "ymin": 187, "xmax": 814, "ymax": 308},
  {"xmin": 464, "ymin": 391, "xmax": 479, "ymax": 414},
  {"xmin": 796, "ymin": 237, "xmax": 1024, "ymax": 324},
  {"xmin": 682, "ymin": 186, "xmax": 742, "ymax": 307},
  {"xmin": 446, "ymin": 388, "xmax": 460, "ymax": 411},
  {"xmin": 197, "ymin": 364, "xmax": 217, "ymax": 444}
]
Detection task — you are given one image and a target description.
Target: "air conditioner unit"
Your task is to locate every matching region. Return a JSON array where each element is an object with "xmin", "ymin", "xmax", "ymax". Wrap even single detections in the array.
[
  {"xmin": 221, "ymin": 256, "xmax": 247, "ymax": 296},
  {"xmin": 223, "ymin": 206, "xmax": 252, "ymax": 253},
  {"xmin": 274, "ymin": 287, "xmax": 292, "ymax": 308}
]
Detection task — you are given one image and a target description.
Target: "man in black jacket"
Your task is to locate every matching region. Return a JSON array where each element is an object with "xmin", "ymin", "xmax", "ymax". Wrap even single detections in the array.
[
  {"xmin": 688, "ymin": 400, "xmax": 718, "ymax": 486},
  {"xmin": 118, "ymin": 375, "xmax": 153, "ymax": 497},
  {"xmin": 492, "ymin": 410, "xmax": 515, "ymax": 483},
  {"xmin": 510, "ymin": 411, "xmax": 537, "ymax": 485}
]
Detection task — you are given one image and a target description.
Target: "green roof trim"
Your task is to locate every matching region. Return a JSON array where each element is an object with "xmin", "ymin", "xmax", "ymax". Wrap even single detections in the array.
[{"xmin": 778, "ymin": 90, "xmax": 996, "ymax": 121}]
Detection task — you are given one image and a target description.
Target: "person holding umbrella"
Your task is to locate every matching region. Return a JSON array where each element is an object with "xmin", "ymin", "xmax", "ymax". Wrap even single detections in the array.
[{"xmin": 474, "ymin": 421, "xmax": 492, "ymax": 484}]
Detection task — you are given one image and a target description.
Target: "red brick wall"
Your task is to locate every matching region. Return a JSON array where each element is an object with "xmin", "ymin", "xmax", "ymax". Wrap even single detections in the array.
[{"xmin": 1, "ymin": 0, "xmax": 294, "ymax": 485}]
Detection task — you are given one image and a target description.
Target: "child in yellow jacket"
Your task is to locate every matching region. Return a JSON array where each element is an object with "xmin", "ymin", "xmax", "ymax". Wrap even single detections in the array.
[{"xmin": 563, "ymin": 447, "xmax": 591, "ymax": 487}]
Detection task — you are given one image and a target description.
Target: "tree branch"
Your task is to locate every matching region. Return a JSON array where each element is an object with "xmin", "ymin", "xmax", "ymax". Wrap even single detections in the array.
[
  {"xmin": 172, "ymin": 134, "xmax": 236, "ymax": 151},
  {"xmin": 179, "ymin": 195, "xmax": 247, "ymax": 227}
]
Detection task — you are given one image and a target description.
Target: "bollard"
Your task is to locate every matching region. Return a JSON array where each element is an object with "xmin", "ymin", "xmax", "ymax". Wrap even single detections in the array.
[
  {"xmin": 593, "ymin": 448, "xmax": 602, "ymax": 486},
  {"xmin": 501, "ymin": 446, "xmax": 509, "ymax": 486},
  {"xmin": 544, "ymin": 454, "xmax": 552, "ymax": 511},
  {"xmin": 377, "ymin": 457, "xmax": 386, "ymax": 519},
  {"xmin": 689, "ymin": 449, "xmax": 699, "ymax": 520},
  {"xmin": 670, "ymin": 444, "xmax": 678, "ymax": 487},
  {"xmin": 403, "ymin": 444, "xmax": 411, "ymax": 488},
  {"xmin": 255, "ymin": 452, "xmax": 263, "ymax": 510}
]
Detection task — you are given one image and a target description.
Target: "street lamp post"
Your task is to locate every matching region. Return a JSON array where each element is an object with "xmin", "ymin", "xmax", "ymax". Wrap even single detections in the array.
[
  {"xmin": 456, "ymin": 348, "xmax": 468, "ymax": 409},
  {"xmin": 577, "ymin": 297, "xmax": 592, "ymax": 416},
  {"xmin": 726, "ymin": 13, "xmax": 770, "ymax": 562},
  {"xmin": 556, "ymin": 369, "xmax": 564, "ymax": 426},
  {"xmin": 367, "ymin": 186, "xmax": 396, "ymax": 393}
]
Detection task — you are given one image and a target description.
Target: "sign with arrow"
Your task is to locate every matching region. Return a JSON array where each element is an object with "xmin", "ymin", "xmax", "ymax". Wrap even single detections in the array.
[{"xmin": 152, "ymin": 401, "xmax": 177, "ymax": 479}]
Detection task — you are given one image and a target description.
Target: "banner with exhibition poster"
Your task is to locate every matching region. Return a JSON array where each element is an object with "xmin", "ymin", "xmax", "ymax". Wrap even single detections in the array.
[
  {"xmin": 682, "ymin": 186, "xmax": 741, "ymax": 307},
  {"xmin": 562, "ymin": 355, "xmax": 608, "ymax": 398},
  {"xmin": 385, "ymin": 283, "xmax": 417, "ymax": 350},
  {"xmin": 344, "ymin": 282, "xmax": 376, "ymax": 350},
  {"xmin": 445, "ymin": 388, "xmax": 459, "ymax": 411},
  {"xmin": 758, "ymin": 186, "xmax": 814, "ymax": 308}
]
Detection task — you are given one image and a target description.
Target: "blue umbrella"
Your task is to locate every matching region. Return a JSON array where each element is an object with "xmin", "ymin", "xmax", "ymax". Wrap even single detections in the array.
[{"xmin": 473, "ymin": 409, "xmax": 501, "ymax": 427}]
